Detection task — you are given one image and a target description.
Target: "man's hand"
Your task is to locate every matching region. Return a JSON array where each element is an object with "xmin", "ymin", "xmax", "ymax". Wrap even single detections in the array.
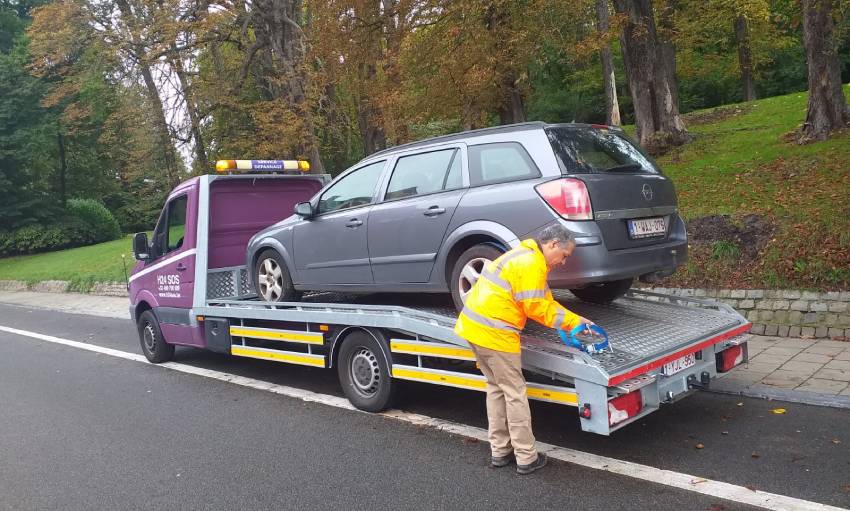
[{"xmin": 578, "ymin": 316, "xmax": 596, "ymax": 327}]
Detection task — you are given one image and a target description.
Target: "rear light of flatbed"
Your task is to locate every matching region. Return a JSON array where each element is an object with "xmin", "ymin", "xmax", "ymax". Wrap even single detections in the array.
[
  {"xmin": 608, "ymin": 391, "xmax": 643, "ymax": 427},
  {"xmin": 716, "ymin": 344, "xmax": 746, "ymax": 373}
]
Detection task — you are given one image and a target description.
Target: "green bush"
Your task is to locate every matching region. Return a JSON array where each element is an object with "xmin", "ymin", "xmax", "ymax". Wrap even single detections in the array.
[
  {"xmin": 67, "ymin": 199, "xmax": 122, "ymax": 242},
  {"xmin": 0, "ymin": 200, "xmax": 122, "ymax": 257}
]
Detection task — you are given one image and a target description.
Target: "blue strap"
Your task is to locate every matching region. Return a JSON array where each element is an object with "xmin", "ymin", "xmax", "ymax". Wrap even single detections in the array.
[{"xmin": 558, "ymin": 324, "xmax": 610, "ymax": 354}]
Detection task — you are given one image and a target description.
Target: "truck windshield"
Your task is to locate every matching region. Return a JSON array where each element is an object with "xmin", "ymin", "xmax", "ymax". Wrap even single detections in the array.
[{"xmin": 546, "ymin": 127, "xmax": 659, "ymax": 175}]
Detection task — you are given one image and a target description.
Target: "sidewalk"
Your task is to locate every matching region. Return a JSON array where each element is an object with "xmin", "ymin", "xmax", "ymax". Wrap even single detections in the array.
[{"xmin": 1, "ymin": 290, "xmax": 849, "ymax": 408}]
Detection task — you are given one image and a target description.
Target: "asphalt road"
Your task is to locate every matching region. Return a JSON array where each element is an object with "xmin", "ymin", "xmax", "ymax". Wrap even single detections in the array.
[{"xmin": 1, "ymin": 303, "xmax": 848, "ymax": 511}]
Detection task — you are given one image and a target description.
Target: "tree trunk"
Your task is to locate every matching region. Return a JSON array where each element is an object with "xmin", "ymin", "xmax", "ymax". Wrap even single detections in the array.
[
  {"xmin": 497, "ymin": 74, "xmax": 527, "ymax": 125},
  {"xmin": 657, "ymin": 0, "xmax": 679, "ymax": 115},
  {"xmin": 114, "ymin": 0, "xmax": 180, "ymax": 187},
  {"xmin": 170, "ymin": 45, "xmax": 209, "ymax": 173},
  {"xmin": 57, "ymin": 128, "xmax": 66, "ymax": 207},
  {"xmin": 596, "ymin": 0, "xmax": 621, "ymax": 125},
  {"xmin": 613, "ymin": 0, "xmax": 688, "ymax": 155},
  {"xmin": 798, "ymin": 0, "xmax": 850, "ymax": 142},
  {"xmin": 252, "ymin": 0, "xmax": 325, "ymax": 173},
  {"xmin": 734, "ymin": 15, "xmax": 756, "ymax": 102}
]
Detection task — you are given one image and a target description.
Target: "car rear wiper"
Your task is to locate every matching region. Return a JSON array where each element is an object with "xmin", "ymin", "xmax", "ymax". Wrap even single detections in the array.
[{"xmin": 604, "ymin": 163, "xmax": 644, "ymax": 172}]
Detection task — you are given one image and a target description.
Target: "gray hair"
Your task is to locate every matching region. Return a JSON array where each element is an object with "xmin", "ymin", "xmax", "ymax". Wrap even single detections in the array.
[{"xmin": 534, "ymin": 224, "xmax": 574, "ymax": 247}]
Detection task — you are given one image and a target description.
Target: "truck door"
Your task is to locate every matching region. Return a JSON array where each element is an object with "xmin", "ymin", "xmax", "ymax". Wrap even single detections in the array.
[{"xmin": 145, "ymin": 191, "xmax": 199, "ymax": 344}]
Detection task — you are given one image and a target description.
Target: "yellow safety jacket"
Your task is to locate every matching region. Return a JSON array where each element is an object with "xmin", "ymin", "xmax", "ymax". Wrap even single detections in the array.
[{"xmin": 454, "ymin": 239, "xmax": 582, "ymax": 353}]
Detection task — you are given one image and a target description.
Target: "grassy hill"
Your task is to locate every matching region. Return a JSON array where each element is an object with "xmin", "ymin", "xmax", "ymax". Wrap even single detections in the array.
[
  {"xmin": 0, "ymin": 86, "xmax": 848, "ymax": 292},
  {"xmin": 654, "ymin": 84, "xmax": 850, "ymax": 290}
]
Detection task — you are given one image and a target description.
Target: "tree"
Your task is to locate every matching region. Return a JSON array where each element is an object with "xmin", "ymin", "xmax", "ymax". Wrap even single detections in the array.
[
  {"xmin": 797, "ymin": 0, "xmax": 850, "ymax": 142},
  {"xmin": 613, "ymin": 0, "xmax": 689, "ymax": 154},
  {"xmin": 596, "ymin": 0, "xmax": 621, "ymax": 125}
]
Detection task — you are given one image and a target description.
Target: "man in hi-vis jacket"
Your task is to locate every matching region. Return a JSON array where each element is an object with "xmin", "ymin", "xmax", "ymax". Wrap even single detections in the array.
[{"xmin": 454, "ymin": 225, "xmax": 594, "ymax": 475}]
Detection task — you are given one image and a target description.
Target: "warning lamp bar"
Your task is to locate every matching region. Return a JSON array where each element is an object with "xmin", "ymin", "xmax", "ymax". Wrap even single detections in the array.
[{"xmin": 215, "ymin": 159, "xmax": 310, "ymax": 173}]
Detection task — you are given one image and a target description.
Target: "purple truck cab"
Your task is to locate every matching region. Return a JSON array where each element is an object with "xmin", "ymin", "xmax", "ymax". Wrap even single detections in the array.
[{"xmin": 128, "ymin": 173, "xmax": 329, "ymax": 350}]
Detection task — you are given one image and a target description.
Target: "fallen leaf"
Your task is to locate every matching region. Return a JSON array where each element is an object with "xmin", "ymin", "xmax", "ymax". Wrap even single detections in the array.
[
  {"xmin": 745, "ymin": 485, "xmax": 757, "ymax": 491},
  {"xmin": 691, "ymin": 477, "xmax": 707, "ymax": 485},
  {"xmin": 770, "ymin": 408, "xmax": 787, "ymax": 414},
  {"xmin": 831, "ymin": 439, "xmax": 841, "ymax": 445},
  {"xmin": 721, "ymin": 431, "xmax": 729, "ymax": 435},
  {"xmin": 844, "ymin": 484, "xmax": 850, "ymax": 493},
  {"xmin": 736, "ymin": 402, "xmax": 744, "ymax": 407},
  {"xmin": 695, "ymin": 443, "xmax": 705, "ymax": 449},
  {"xmin": 463, "ymin": 438, "xmax": 478, "ymax": 444},
  {"xmin": 751, "ymin": 452, "xmax": 760, "ymax": 459}
]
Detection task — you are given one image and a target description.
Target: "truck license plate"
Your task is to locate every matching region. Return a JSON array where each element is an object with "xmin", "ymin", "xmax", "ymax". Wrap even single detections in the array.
[
  {"xmin": 628, "ymin": 217, "xmax": 666, "ymax": 239},
  {"xmin": 663, "ymin": 353, "xmax": 696, "ymax": 376}
]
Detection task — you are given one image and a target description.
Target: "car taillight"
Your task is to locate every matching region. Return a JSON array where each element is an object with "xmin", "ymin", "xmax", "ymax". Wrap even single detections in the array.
[
  {"xmin": 535, "ymin": 178, "xmax": 593, "ymax": 221},
  {"xmin": 608, "ymin": 391, "xmax": 643, "ymax": 427},
  {"xmin": 716, "ymin": 345, "xmax": 745, "ymax": 373}
]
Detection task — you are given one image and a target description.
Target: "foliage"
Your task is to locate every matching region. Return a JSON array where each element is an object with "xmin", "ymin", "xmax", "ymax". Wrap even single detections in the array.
[{"xmin": 66, "ymin": 198, "xmax": 122, "ymax": 241}]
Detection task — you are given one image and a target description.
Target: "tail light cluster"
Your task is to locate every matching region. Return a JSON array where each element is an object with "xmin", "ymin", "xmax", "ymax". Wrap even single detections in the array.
[
  {"xmin": 716, "ymin": 344, "xmax": 745, "ymax": 373},
  {"xmin": 535, "ymin": 178, "xmax": 593, "ymax": 221},
  {"xmin": 608, "ymin": 391, "xmax": 643, "ymax": 427}
]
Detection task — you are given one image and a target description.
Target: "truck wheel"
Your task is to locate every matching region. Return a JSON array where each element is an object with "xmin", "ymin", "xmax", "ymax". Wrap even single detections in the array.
[
  {"xmin": 450, "ymin": 244, "xmax": 504, "ymax": 311},
  {"xmin": 570, "ymin": 278, "xmax": 633, "ymax": 304},
  {"xmin": 255, "ymin": 249, "xmax": 299, "ymax": 302},
  {"xmin": 337, "ymin": 331, "xmax": 396, "ymax": 412},
  {"xmin": 137, "ymin": 310, "xmax": 175, "ymax": 363}
]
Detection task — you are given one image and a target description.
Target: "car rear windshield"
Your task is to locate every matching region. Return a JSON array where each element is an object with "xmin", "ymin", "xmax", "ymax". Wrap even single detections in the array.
[{"xmin": 546, "ymin": 127, "xmax": 659, "ymax": 175}]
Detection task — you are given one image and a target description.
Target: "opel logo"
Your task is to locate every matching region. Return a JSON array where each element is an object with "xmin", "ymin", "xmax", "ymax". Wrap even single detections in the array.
[{"xmin": 642, "ymin": 184, "xmax": 653, "ymax": 201}]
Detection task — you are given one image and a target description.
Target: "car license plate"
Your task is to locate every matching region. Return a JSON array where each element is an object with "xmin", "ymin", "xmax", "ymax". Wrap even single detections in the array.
[
  {"xmin": 663, "ymin": 353, "xmax": 696, "ymax": 376},
  {"xmin": 628, "ymin": 217, "xmax": 666, "ymax": 239}
]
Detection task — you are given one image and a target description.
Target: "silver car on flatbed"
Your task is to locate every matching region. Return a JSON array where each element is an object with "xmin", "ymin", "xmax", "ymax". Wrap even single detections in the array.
[{"xmin": 247, "ymin": 121, "xmax": 688, "ymax": 310}]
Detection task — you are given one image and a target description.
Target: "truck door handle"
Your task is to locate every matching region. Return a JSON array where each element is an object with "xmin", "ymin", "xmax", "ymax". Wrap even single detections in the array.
[
  {"xmin": 176, "ymin": 263, "xmax": 187, "ymax": 272},
  {"xmin": 345, "ymin": 219, "xmax": 363, "ymax": 228},
  {"xmin": 423, "ymin": 206, "xmax": 446, "ymax": 217}
]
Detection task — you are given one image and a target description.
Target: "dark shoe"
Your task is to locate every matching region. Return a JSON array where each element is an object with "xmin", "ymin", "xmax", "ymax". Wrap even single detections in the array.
[
  {"xmin": 490, "ymin": 453, "xmax": 514, "ymax": 468},
  {"xmin": 516, "ymin": 452, "xmax": 548, "ymax": 475}
]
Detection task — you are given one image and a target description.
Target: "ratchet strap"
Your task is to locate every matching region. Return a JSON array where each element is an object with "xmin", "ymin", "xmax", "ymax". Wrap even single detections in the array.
[{"xmin": 558, "ymin": 324, "xmax": 611, "ymax": 354}]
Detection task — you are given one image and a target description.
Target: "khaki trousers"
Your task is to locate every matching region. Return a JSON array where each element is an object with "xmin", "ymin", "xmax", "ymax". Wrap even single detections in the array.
[{"xmin": 469, "ymin": 343, "xmax": 538, "ymax": 465}]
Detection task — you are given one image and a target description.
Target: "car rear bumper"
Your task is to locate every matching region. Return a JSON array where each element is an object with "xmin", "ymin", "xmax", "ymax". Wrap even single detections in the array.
[{"xmin": 534, "ymin": 218, "xmax": 688, "ymax": 288}]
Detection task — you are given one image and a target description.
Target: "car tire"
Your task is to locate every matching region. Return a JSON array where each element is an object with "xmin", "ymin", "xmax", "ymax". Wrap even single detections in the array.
[
  {"xmin": 254, "ymin": 249, "xmax": 300, "ymax": 302},
  {"xmin": 570, "ymin": 278, "xmax": 633, "ymax": 304},
  {"xmin": 450, "ymin": 243, "xmax": 504, "ymax": 311},
  {"xmin": 337, "ymin": 330, "xmax": 397, "ymax": 412},
  {"xmin": 137, "ymin": 310, "xmax": 175, "ymax": 363}
]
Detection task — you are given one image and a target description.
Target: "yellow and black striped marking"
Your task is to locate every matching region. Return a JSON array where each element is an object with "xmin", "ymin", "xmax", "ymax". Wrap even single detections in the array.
[
  {"xmin": 390, "ymin": 339, "xmax": 476, "ymax": 361},
  {"xmin": 230, "ymin": 326, "xmax": 324, "ymax": 345},
  {"xmin": 231, "ymin": 345, "xmax": 325, "ymax": 368},
  {"xmin": 391, "ymin": 365, "xmax": 578, "ymax": 406}
]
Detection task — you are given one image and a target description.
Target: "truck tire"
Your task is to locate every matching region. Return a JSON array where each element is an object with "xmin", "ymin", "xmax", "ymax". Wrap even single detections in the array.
[
  {"xmin": 254, "ymin": 249, "xmax": 300, "ymax": 302},
  {"xmin": 137, "ymin": 310, "xmax": 175, "ymax": 363},
  {"xmin": 450, "ymin": 243, "xmax": 504, "ymax": 311},
  {"xmin": 337, "ymin": 330, "xmax": 397, "ymax": 412},
  {"xmin": 570, "ymin": 278, "xmax": 633, "ymax": 304}
]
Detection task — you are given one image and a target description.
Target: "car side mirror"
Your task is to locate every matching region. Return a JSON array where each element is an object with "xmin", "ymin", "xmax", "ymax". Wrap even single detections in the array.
[
  {"xmin": 133, "ymin": 232, "xmax": 151, "ymax": 261},
  {"xmin": 294, "ymin": 201, "xmax": 314, "ymax": 218}
]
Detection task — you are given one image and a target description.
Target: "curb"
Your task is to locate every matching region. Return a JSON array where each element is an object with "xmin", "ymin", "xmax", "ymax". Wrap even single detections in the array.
[
  {"xmin": 0, "ymin": 279, "xmax": 128, "ymax": 297},
  {"xmin": 705, "ymin": 382, "xmax": 850, "ymax": 410}
]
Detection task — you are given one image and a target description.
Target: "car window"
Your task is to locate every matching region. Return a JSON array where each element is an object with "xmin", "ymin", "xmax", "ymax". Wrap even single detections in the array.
[
  {"xmin": 468, "ymin": 142, "xmax": 539, "ymax": 186},
  {"xmin": 385, "ymin": 149, "xmax": 457, "ymax": 201},
  {"xmin": 165, "ymin": 195, "xmax": 188, "ymax": 252},
  {"xmin": 318, "ymin": 160, "xmax": 385, "ymax": 214},
  {"xmin": 546, "ymin": 127, "xmax": 659, "ymax": 174}
]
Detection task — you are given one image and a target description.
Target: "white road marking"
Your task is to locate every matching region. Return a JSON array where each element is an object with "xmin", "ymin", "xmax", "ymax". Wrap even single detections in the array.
[{"xmin": 1, "ymin": 324, "xmax": 845, "ymax": 511}]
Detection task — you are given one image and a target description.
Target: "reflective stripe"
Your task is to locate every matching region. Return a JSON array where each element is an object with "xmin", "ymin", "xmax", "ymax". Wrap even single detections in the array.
[
  {"xmin": 492, "ymin": 247, "xmax": 533, "ymax": 274},
  {"xmin": 481, "ymin": 269, "xmax": 511, "ymax": 291},
  {"xmin": 461, "ymin": 307, "xmax": 521, "ymax": 334},
  {"xmin": 553, "ymin": 308, "xmax": 566, "ymax": 329},
  {"xmin": 514, "ymin": 289, "xmax": 547, "ymax": 301},
  {"xmin": 479, "ymin": 247, "xmax": 533, "ymax": 293}
]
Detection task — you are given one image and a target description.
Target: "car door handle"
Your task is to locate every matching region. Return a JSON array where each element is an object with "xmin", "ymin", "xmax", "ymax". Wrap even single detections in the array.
[
  {"xmin": 423, "ymin": 206, "xmax": 446, "ymax": 217},
  {"xmin": 345, "ymin": 219, "xmax": 363, "ymax": 228},
  {"xmin": 176, "ymin": 263, "xmax": 187, "ymax": 272}
]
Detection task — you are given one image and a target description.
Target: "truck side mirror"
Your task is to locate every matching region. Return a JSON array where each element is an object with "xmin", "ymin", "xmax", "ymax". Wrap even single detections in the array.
[
  {"xmin": 133, "ymin": 232, "xmax": 151, "ymax": 261},
  {"xmin": 294, "ymin": 201, "xmax": 314, "ymax": 218}
]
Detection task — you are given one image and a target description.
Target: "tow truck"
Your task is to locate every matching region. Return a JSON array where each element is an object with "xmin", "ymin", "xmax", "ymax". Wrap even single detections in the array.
[{"xmin": 128, "ymin": 160, "xmax": 751, "ymax": 435}]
